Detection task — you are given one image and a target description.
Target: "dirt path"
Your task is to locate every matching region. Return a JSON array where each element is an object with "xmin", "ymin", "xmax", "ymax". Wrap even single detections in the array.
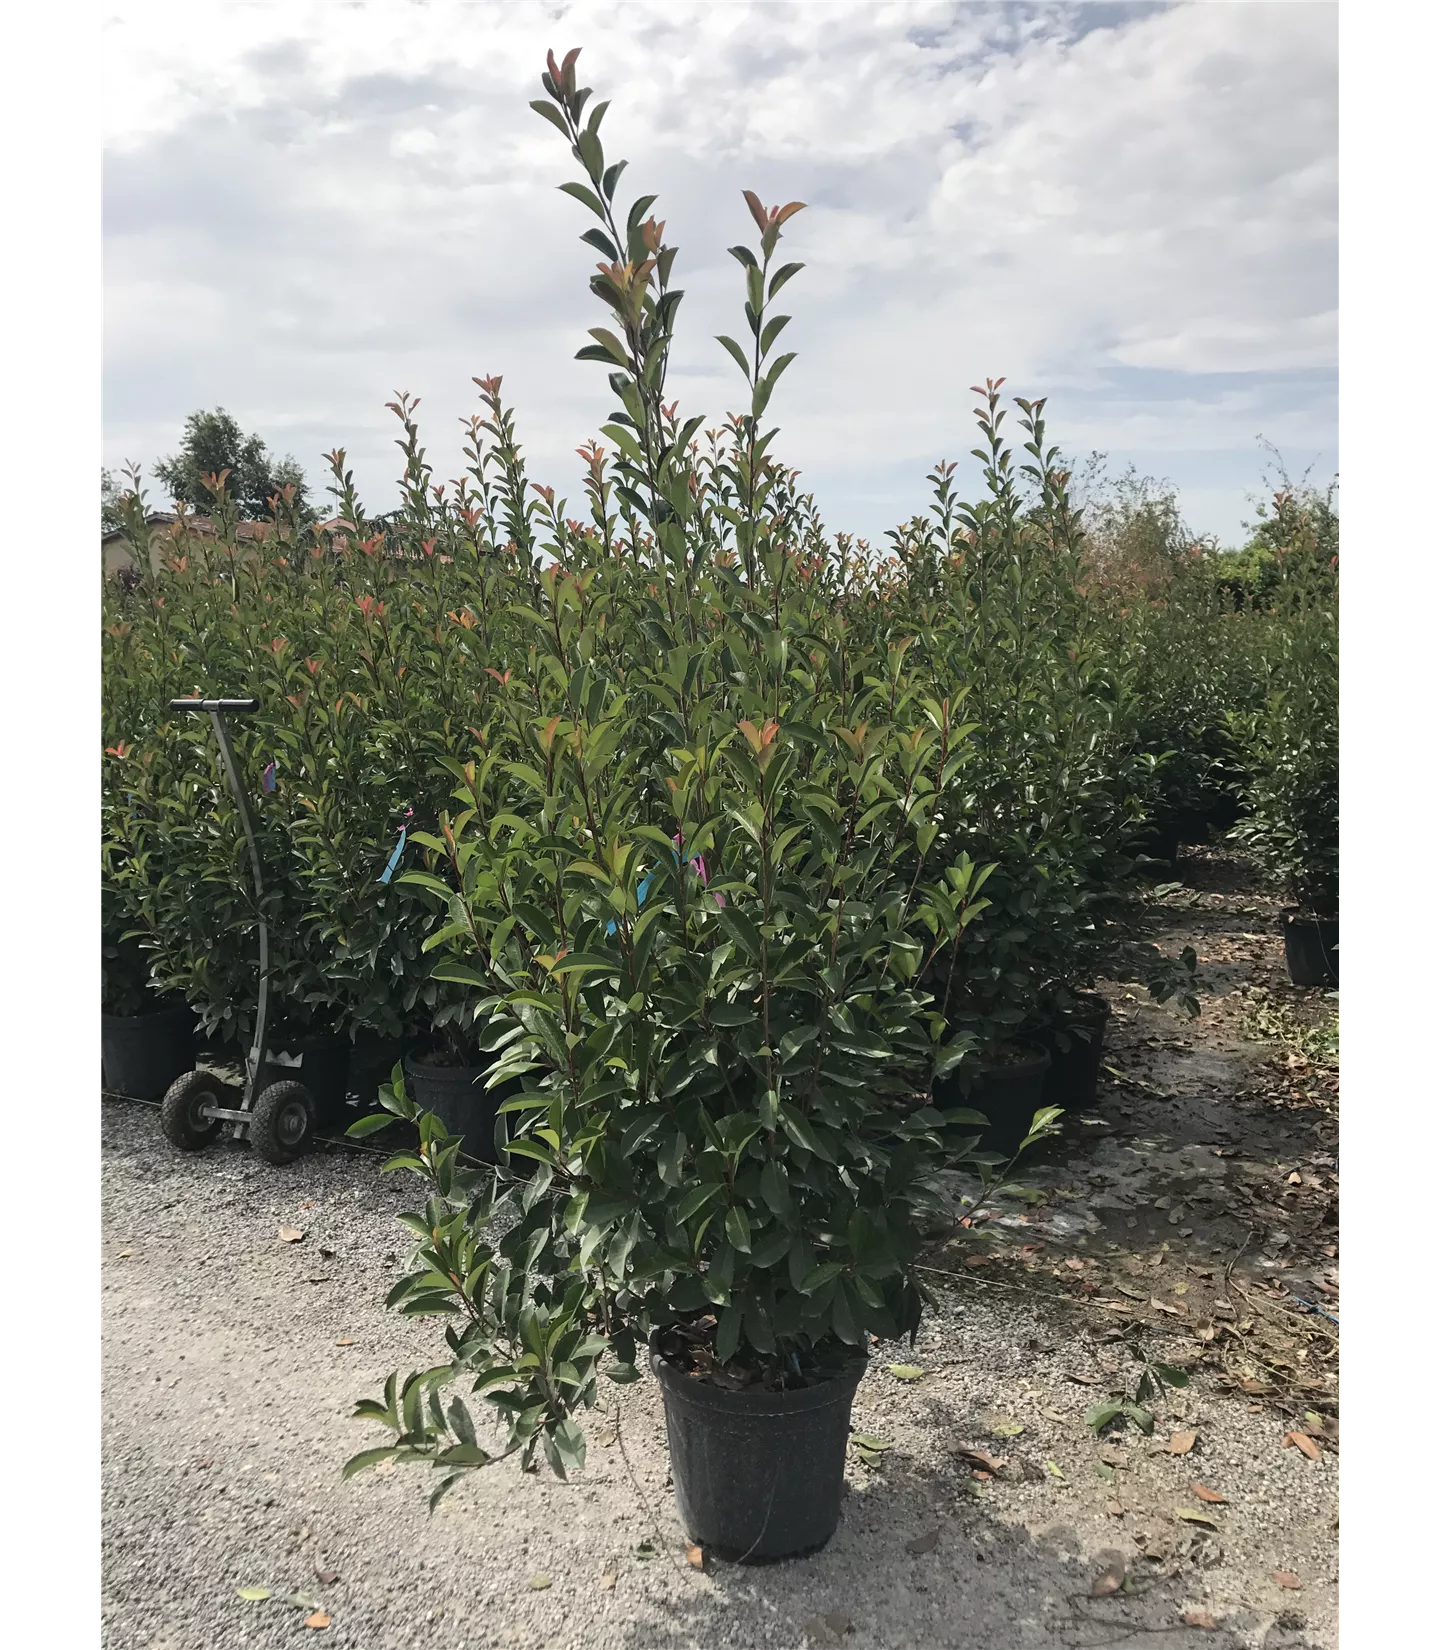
[{"xmin": 101, "ymin": 847, "xmax": 1337, "ymax": 1650}]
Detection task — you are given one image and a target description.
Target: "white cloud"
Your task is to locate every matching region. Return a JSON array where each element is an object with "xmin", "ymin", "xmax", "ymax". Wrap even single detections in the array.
[{"xmin": 103, "ymin": 0, "xmax": 1337, "ymax": 545}]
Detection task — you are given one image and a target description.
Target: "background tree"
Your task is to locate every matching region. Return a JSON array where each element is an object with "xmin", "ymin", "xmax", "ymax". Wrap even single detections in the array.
[
  {"xmin": 1067, "ymin": 453, "xmax": 1200, "ymax": 595},
  {"xmin": 101, "ymin": 467, "xmax": 123, "ymax": 534},
  {"xmin": 153, "ymin": 407, "xmax": 315, "ymax": 521}
]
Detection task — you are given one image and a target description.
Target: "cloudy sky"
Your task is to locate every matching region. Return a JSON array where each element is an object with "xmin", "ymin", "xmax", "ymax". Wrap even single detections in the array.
[{"xmin": 103, "ymin": 0, "xmax": 1336, "ymax": 547}]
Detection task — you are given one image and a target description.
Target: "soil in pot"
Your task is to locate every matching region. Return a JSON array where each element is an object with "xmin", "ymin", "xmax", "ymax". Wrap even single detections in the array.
[
  {"xmin": 403, "ymin": 1050, "xmax": 522, "ymax": 1164},
  {"xmin": 261, "ymin": 1032, "xmax": 352, "ymax": 1127},
  {"xmin": 101, "ymin": 1002, "xmax": 197, "ymax": 1101},
  {"xmin": 934, "ymin": 1044, "xmax": 1052, "ymax": 1157},
  {"xmin": 1282, "ymin": 909, "xmax": 1339, "ymax": 987},
  {"xmin": 649, "ymin": 1330, "xmax": 867, "ymax": 1563},
  {"xmin": 1040, "ymin": 995, "xmax": 1111, "ymax": 1112}
]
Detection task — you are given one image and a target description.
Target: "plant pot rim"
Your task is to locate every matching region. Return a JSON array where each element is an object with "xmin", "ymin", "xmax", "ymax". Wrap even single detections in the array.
[
  {"xmin": 101, "ymin": 1001, "xmax": 194, "ymax": 1027},
  {"xmin": 1281, "ymin": 906, "xmax": 1339, "ymax": 926},
  {"xmin": 268, "ymin": 1029, "xmax": 349, "ymax": 1052},
  {"xmin": 1054, "ymin": 992, "xmax": 1111, "ymax": 1023},
  {"xmin": 980, "ymin": 1044, "xmax": 1052, "ymax": 1076},
  {"xmin": 648, "ymin": 1332, "xmax": 868, "ymax": 1416},
  {"xmin": 403, "ymin": 1049, "xmax": 489, "ymax": 1076}
]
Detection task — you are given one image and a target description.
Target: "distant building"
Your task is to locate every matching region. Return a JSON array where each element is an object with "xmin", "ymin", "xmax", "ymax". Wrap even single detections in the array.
[{"xmin": 102, "ymin": 513, "xmax": 350, "ymax": 577}]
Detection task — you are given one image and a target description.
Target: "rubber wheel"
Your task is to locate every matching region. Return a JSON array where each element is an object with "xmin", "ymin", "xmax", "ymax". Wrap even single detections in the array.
[
  {"xmin": 250, "ymin": 1080, "xmax": 317, "ymax": 1165},
  {"xmin": 160, "ymin": 1069, "xmax": 227, "ymax": 1152}
]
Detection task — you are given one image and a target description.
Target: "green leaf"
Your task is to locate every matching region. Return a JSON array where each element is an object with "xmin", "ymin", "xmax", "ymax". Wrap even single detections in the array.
[
  {"xmin": 714, "ymin": 1304, "xmax": 741, "ymax": 1366},
  {"xmin": 430, "ymin": 963, "xmax": 490, "ymax": 988},
  {"xmin": 1085, "ymin": 1399, "xmax": 1124, "ymax": 1434},
  {"xmin": 676, "ymin": 1182, "xmax": 724, "ymax": 1223},
  {"xmin": 235, "ymin": 1587, "xmax": 271, "ymax": 1602},
  {"xmin": 530, "ymin": 99, "xmax": 571, "ymax": 138},
  {"xmin": 345, "ymin": 1112, "xmax": 396, "ymax": 1139},
  {"xmin": 585, "ymin": 328, "xmax": 632, "ymax": 368},
  {"xmin": 342, "ymin": 1446, "xmax": 401, "ymax": 1479},
  {"xmin": 716, "ymin": 334, "xmax": 753, "ymax": 381},
  {"xmin": 886, "ymin": 1364, "xmax": 924, "ymax": 1382},
  {"xmin": 558, "ymin": 179, "xmax": 606, "ymax": 217}
]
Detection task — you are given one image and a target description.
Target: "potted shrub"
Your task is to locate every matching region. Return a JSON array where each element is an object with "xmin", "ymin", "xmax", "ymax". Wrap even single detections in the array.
[
  {"xmin": 1227, "ymin": 508, "xmax": 1338, "ymax": 987},
  {"xmin": 914, "ymin": 859, "xmax": 1054, "ymax": 1155},
  {"xmin": 100, "ymin": 885, "xmax": 196, "ymax": 1101},
  {"xmin": 1036, "ymin": 986, "xmax": 1112, "ymax": 1113},
  {"xmin": 339, "ymin": 64, "xmax": 1066, "ymax": 1550}
]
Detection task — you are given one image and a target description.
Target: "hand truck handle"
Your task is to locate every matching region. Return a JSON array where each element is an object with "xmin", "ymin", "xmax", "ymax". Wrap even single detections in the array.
[{"xmin": 169, "ymin": 697, "xmax": 261, "ymax": 714}]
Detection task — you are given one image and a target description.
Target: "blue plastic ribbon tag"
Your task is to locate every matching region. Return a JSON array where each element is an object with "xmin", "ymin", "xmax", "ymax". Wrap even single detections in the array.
[
  {"xmin": 379, "ymin": 806, "xmax": 414, "ymax": 884},
  {"xmin": 379, "ymin": 827, "xmax": 408, "ymax": 884}
]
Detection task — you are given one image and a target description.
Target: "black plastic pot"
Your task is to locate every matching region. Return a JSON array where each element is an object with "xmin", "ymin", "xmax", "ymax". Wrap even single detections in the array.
[
  {"xmin": 101, "ymin": 1003, "xmax": 196, "ymax": 1100},
  {"xmin": 262, "ymin": 1033, "xmax": 352, "ymax": 1126},
  {"xmin": 1040, "ymin": 995, "xmax": 1111, "ymax": 1111},
  {"xmin": 1282, "ymin": 910, "xmax": 1339, "ymax": 988},
  {"xmin": 402, "ymin": 1052, "xmax": 521, "ymax": 1163},
  {"xmin": 649, "ymin": 1336, "xmax": 867, "ymax": 1563},
  {"xmin": 1199, "ymin": 787, "xmax": 1243, "ymax": 835},
  {"xmin": 934, "ymin": 1045, "xmax": 1053, "ymax": 1155},
  {"xmin": 1134, "ymin": 818, "xmax": 1181, "ymax": 871}
]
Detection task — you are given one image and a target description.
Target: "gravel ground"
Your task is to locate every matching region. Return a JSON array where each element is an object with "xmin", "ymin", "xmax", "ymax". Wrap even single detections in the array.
[{"xmin": 102, "ymin": 848, "xmax": 1338, "ymax": 1650}]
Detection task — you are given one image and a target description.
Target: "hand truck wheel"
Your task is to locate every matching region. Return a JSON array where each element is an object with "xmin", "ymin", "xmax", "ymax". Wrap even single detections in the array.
[
  {"xmin": 159, "ymin": 1070, "xmax": 228, "ymax": 1152},
  {"xmin": 250, "ymin": 1080, "xmax": 318, "ymax": 1165}
]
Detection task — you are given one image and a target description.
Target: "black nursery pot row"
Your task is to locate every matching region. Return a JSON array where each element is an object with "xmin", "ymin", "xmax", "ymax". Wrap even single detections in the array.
[
  {"xmin": 931, "ymin": 993, "xmax": 1113, "ymax": 1153},
  {"xmin": 101, "ymin": 1004, "xmax": 358, "ymax": 1126}
]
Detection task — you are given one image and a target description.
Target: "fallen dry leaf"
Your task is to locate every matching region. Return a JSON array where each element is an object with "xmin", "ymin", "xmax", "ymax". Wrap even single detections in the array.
[
  {"xmin": 802, "ymin": 1615, "xmax": 853, "ymax": 1646},
  {"xmin": 599, "ymin": 1568, "xmax": 618, "ymax": 1591},
  {"xmin": 314, "ymin": 1568, "xmax": 339, "ymax": 1586},
  {"xmin": 906, "ymin": 1529, "xmax": 940, "ymax": 1555},
  {"xmin": 1151, "ymin": 1298, "xmax": 1184, "ymax": 1316},
  {"xmin": 1065, "ymin": 1257, "xmax": 1085, "ymax": 1271},
  {"xmin": 1105, "ymin": 1500, "xmax": 1126, "ymax": 1518},
  {"xmin": 335, "ymin": 1338, "xmax": 355, "ymax": 1347},
  {"xmin": 1174, "ymin": 1508, "xmax": 1221, "ymax": 1529},
  {"xmin": 1042, "ymin": 1408, "xmax": 1066, "ymax": 1423},
  {"xmin": 1183, "ymin": 1609, "xmax": 1219, "ymax": 1630},
  {"xmin": 964, "ymin": 1254, "xmax": 990, "ymax": 1268},
  {"xmin": 527, "ymin": 1574, "xmax": 552, "ymax": 1590},
  {"xmin": 685, "ymin": 1544, "xmax": 706, "ymax": 1571},
  {"xmin": 278, "ymin": 1226, "xmax": 306, "ymax": 1243},
  {"xmin": 1090, "ymin": 1563, "xmax": 1126, "ymax": 1597},
  {"xmin": 1191, "ymin": 1483, "xmax": 1226, "ymax": 1505},
  {"xmin": 1168, "ymin": 1431, "xmax": 1197, "ymax": 1456},
  {"xmin": 1282, "ymin": 1431, "xmax": 1321, "ymax": 1461},
  {"xmin": 117, "ymin": 1248, "xmax": 134, "ymax": 1259},
  {"xmin": 955, "ymin": 1448, "xmax": 1006, "ymax": 1474},
  {"xmin": 303, "ymin": 1612, "xmax": 331, "ymax": 1629},
  {"xmin": 1272, "ymin": 1570, "xmax": 1301, "ymax": 1590},
  {"xmin": 1019, "ymin": 1244, "xmax": 1044, "ymax": 1260}
]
